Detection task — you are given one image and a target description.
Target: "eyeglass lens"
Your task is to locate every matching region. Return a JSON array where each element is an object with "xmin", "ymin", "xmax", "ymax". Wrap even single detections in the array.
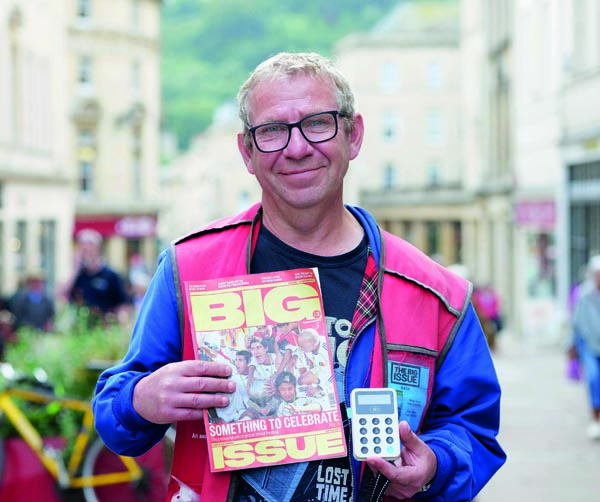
[{"xmin": 252, "ymin": 111, "xmax": 338, "ymax": 153}]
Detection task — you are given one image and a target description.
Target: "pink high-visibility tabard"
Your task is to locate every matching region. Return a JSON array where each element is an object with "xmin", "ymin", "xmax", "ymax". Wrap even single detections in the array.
[{"xmin": 165, "ymin": 203, "xmax": 469, "ymax": 502}]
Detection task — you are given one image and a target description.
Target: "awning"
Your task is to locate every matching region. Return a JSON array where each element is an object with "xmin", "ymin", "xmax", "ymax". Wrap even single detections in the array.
[{"xmin": 74, "ymin": 215, "xmax": 157, "ymax": 238}]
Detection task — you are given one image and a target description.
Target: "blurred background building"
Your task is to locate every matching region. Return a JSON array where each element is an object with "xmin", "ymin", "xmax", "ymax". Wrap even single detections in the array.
[
  {"xmin": 2, "ymin": 0, "xmax": 600, "ymax": 342},
  {"xmin": 69, "ymin": 0, "xmax": 162, "ymax": 281},
  {"xmin": 0, "ymin": 1, "xmax": 72, "ymax": 296},
  {"xmin": 0, "ymin": 0, "xmax": 162, "ymax": 297}
]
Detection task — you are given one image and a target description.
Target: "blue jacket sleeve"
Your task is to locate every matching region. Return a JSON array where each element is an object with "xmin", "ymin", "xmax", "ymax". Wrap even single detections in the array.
[
  {"xmin": 416, "ymin": 304, "xmax": 506, "ymax": 500},
  {"xmin": 92, "ymin": 249, "xmax": 180, "ymax": 456}
]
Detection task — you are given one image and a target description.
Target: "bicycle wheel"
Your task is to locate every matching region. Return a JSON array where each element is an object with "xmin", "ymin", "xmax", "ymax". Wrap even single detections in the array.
[{"xmin": 81, "ymin": 428, "xmax": 175, "ymax": 502}]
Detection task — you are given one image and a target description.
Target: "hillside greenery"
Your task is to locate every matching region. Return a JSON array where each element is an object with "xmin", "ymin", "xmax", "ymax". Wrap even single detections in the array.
[{"xmin": 160, "ymin": 0, "xmax": 398, "ymax": 149}]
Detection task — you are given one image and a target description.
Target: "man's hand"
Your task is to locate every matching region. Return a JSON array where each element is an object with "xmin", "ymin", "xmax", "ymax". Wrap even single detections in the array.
[
  {"xmin": 366, "ymin": 421, "xmax": 437, "ymax": 499},
  {"xmin": 133, "ymin": 360, "xmax": 234, "ymax": 424}
]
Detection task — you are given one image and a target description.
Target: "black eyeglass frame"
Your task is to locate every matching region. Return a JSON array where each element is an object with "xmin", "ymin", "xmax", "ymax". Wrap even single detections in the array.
[{"xmin": 248, "ymin": 110, "xmax": 342, "ymax": 153}]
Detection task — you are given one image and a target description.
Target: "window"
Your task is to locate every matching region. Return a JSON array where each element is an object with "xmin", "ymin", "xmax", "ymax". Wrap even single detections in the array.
[
  {"xmin": 383, "ymin": 163, "xmax": 396, "ymax": 189},
  {"xmin": 380, "ymin": 61, "xmax": 400, "ymax": 92},
  {"xmin": 427, "ymin": 160, "xmax": 442, "ymax": 186},
  {"xmin": 80, "ymin": 161, "xmax": 93, "ymax": 193},
  {"xmin": 426, "ymin": 110, "xmax": 445, "ymax": 147},
  {"xmin": 132, "ymin": 130, "xmax": 143, "ymax": 196},
  {"xmin": 16, "ymin": 220, "xmax": 27, "ymax": 274},
  {"xmin": 426, "ymin": 221, "xmax": 440, "ymax": 256},
  {"xmin": 78, "ymin": 55, "xmax": 93, "ymax": 93},
  {"xmin": 78, "ymin": 129, "xmax": 96, "ymax": 194},
  {"xmin": 131, "ymin": 0, "xmax": 141, "ymax": 29},
  {"xmin": 131, "ymin": 60, "xmax": 141, "ymax": 92},
  {"xmin": 39, "ymin": 220, "xmax": 56, "ymax": 289},
  {"xmin": 382, "ymin": 111, "xmax": 399, "ymax": 143},
  {"xmin": 9, "ymin": 14, "xmax": 22, "ymax": 144},
  {"xmin": 426, "ymin": 62, "xmax": 445, "ymax": 90},
  {"xmin": 572, "ymin": 0, "xmax": 597, "ymax": 72},
  {"xmin": 78, "ymin": 0, "xmax": 91, "ymax": 19}
]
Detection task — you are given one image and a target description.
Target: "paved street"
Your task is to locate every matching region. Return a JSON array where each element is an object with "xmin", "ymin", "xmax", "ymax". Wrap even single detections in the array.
[{"xmin": 477, "ymin": 334, "xmax": 600, "ymax": 501}]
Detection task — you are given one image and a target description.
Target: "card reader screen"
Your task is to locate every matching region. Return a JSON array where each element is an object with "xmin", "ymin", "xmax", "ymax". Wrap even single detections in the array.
[{"xmin": 355, "ymin": 390, "xmax": 395, "ymax": 414}]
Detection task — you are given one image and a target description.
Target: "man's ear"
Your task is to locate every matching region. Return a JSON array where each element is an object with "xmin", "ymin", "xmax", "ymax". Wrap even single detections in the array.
[
  {"xmin": 348, "ymin": 113, "xmax": 364, "ymax": 161},
  {"xmin": 237, "ymin": 132, "xmax": 255, "ymax": 174}
]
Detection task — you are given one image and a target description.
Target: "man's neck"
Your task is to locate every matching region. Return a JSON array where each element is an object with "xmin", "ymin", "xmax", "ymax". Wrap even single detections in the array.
[{"xmin": 261, "ymin": 204, "xmax": 364, "ymax": 256}]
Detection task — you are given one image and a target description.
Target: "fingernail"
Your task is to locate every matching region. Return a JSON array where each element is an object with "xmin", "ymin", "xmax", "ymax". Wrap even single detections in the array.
[{"xmin": 228, "ymin": 381, "xmax": 236, "ymax": 392}]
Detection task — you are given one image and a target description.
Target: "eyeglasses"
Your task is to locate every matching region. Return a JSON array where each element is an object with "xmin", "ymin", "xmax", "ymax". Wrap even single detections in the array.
[{"xmin": 248, "ymin": 110, "xmax": 341, "ymax": 153}]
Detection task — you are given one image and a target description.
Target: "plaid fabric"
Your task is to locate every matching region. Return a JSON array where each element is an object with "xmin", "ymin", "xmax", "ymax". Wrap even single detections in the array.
[{"xmin": 347, "ymin": 249, "xmax": 378, "ymax": 353}]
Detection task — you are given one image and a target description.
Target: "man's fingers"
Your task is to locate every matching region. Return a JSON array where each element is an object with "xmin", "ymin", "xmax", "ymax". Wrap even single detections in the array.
[
  {"xmin": 179, "ymin": 375, "xmax": 236, "ymax": 395},
  {"xmin": 399, "ymin": 420, "xmax": 418, "ymax": 445},
  {"xmin": 173, "ymin": 389, "xmax": 232, "ymax": 410},
  {"xmin": 366, "ymin": 456, "xmax": 397, "ymax": 480},
  {"xmin": 180, "ymin": 360, "xmax": 233, "ymax": 378}
]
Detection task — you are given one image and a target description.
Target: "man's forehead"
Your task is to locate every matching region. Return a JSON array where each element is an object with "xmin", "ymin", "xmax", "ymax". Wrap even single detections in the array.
[{"xmin": 249, "ymin": 76, "xmax": 336, "ymax": 119}]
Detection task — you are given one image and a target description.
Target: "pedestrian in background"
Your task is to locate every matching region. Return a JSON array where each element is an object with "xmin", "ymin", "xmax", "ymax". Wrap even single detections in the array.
[
  {"xmin": 473, "ymin": 282, "xmax": 503, "ymax": 352},
  {"xmin": 570, "ymin": 255, "xmax": 600, "ymax": 440},
  {"xmin": 68, "ymin": 229, "xmax": 130, "ymax": 324},
  {"xmin": 8, "ymin": 270, "xmax": 55, "ymax": 332}
]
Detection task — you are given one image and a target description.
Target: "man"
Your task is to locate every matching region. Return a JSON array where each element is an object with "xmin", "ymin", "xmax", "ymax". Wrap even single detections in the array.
[
  {"xmin": 9, "ymin": 270, "xmax": 55, "ymax": 331},
  {"xmin": 212, "ymin": 350, "xmax": 251, "ymax": 423},
  {"xmin": 571, "ymin": 255, "xmax": 600, "ymax": 440},
  {"xmin": 275, "ymin": 371, "xmax": 322, "ymax": 417},
  {"xmin": 68, "ymin": 229, "xmax": 130, "ymax": 322},
  {"xmin": 239, "ymin": 337, "xmax": 281, "ymax": 420},
  {"xmin": 93, "ymin": 52, "xmax": 505, "ymax": 501}
]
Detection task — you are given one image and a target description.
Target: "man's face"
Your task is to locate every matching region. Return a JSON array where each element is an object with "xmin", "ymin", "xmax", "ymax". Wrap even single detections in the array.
[
  {"xmin": 79, "ymin": 240, "xmax": 101, "ymax": 267},
  {"xmin": 235, "ymin": 355, "xmax": 248, "ymax": 374},
  {"xmin": 278, "ymin": 382, "xmax": 296, "ymax": 403},
  {"xmin": 250, "ymin": 341, "xmax": 268, "ymax": 363},
  {"xmin": 237, "ymin": 75, "xmax": 363, "ymax": 214},
  {"xmin": 298, "ymin": 336, "xmax": 318, "ymax": 354}
]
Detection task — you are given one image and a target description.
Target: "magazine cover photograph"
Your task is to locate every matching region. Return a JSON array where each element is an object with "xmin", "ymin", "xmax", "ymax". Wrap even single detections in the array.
[{"xmin": 185, "ymin": 268, "xmax": 346, "ymax": 473}]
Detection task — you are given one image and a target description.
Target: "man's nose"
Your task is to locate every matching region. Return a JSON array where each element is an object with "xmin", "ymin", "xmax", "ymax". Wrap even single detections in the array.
[{"xmin": 284, "ymin": 125, "xmax": 312, "ymax": 156}]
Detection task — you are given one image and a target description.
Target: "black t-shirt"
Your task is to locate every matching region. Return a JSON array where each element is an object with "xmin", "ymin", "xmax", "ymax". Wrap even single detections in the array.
[{"xmin": 232, "ymin": 224, "xmax": 368, "ymax": 502}]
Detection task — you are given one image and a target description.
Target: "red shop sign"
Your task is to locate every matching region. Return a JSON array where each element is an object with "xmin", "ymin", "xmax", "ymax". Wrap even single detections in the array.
[{"xmin": 74, "ymin": 215, "xmax": 157, "ymax": 238}]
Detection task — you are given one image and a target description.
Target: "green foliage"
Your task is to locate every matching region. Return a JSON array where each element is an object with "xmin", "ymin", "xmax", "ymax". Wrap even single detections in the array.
[
  {"xmin": 0, "ymin": 312, "xmax": 131, "ymax": 441},
  {"xmin": 3, "ymin": 317, "xmax": 130, "ymax": 398},
  {"xmin": 161, "ymin": 0, "xmax": 397, "ymax": 148}
]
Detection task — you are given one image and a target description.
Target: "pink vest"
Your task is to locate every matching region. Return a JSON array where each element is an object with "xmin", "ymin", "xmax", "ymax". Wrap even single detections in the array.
[{"xmin": 166, "ymin": 203, "xmax": 469, "ymax": 502}]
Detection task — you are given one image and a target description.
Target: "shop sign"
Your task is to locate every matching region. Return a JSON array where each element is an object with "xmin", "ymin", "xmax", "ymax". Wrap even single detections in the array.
[
  {"xmin": 74, "ymin": 215, "xmax": 157, "ymax": 238},
  {"xmin": 515, "ymin": 200, "xmax": 555, "ymax": 229}
]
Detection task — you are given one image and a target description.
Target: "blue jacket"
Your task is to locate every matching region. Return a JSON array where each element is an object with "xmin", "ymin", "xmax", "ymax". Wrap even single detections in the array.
[{"xmin": 93, "ymin": 205, "xmax": 506, "ymax": 501}]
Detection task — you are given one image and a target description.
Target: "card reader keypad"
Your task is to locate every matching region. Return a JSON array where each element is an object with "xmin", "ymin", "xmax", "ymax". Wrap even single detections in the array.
[{"xmin": 358, "ymin": 416, "xmax": 397, "ymax": 457}]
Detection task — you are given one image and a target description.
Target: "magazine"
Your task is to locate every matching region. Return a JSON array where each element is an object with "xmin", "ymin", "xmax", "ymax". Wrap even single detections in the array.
[{"xmin": 185, "ymin": 268, "xmax": 346, "ymax": 473}]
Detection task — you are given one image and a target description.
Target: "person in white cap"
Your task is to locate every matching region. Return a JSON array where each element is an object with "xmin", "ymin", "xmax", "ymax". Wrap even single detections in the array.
[{"xmin": 571, "ymin": 254, "xmax": 600, "ymax": 439}]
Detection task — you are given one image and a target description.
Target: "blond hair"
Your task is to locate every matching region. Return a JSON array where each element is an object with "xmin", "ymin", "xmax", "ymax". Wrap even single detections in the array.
[{"xmin": 237, "ymin": 52, "xmax": 356, "ymax": 148}]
